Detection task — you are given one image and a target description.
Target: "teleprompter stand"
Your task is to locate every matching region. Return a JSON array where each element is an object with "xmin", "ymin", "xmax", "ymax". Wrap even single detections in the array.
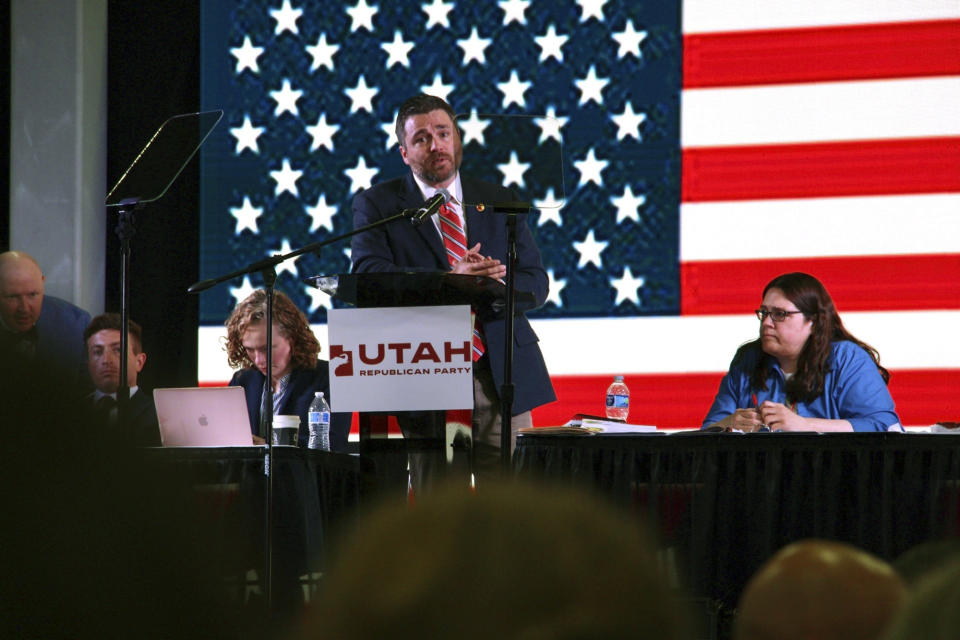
[{"xmin": 105, "ymin": 111, "xmax": 222, "ymax": 434}]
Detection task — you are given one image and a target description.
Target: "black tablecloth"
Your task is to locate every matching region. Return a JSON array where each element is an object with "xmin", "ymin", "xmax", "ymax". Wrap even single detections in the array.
[
  {"xmin": 514, "ymin": 432, "xmax": 960, "ymax": 607},
  {"xmin": 138, "ymin": 447, "xmax": 365, "ymax": 591}
]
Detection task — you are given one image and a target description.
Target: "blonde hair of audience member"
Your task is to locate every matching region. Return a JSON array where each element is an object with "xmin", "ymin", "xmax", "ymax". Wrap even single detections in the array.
[
  {"xmin": 881, "ymin": 558, "xmax": 960, "ymax": 640},
  {"xmin": 223, "ymin": 289, "xmax": 320, "ymax": 372},
  {"xmin": 297, "ymin": 481, "xmax": 695, "ymax": 640},
  {"xmin": 734, "ymin": 539, "xmax": 907, "ymax": 640}
]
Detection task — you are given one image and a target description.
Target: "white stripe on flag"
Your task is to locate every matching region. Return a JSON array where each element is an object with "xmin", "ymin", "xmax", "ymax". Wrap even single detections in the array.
[
  {"xmin": 198, "ymin": 312, "xmax": 960, "ymax": 383},
  {"xmin": 680, "ymin": 194, "xmax": 960, "ymax": 261},
  {"xmin": 683, "ymin": 0, "xmax": 960, "ymax": 34},
  {"xmin": 682, "ymin": 76, "xmax": 960, "ymax": 147}
]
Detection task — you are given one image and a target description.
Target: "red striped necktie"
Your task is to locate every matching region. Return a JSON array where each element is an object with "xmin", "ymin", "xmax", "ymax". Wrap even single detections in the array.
[{"xmin": 437, "ymin": 202, "xmax": 484, "ymax": 361}]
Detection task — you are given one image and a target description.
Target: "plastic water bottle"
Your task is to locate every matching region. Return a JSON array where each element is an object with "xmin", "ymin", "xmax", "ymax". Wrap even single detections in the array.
[
  {"xmin": 308, "ymin": 391, "xmax": 331, "ymax": 450},
  {"xmin": 605, "ymin": 375, "xmax": 630, "ymax": 421}
]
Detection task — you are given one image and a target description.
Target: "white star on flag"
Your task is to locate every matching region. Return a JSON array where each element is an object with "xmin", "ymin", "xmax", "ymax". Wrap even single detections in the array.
[
  {"xmin": 497, "ymin": 151, "xmax": 530, "ymax": 187},
  {"xmin": 497, "ymin": 70, "xmax": 531, "ymax": 108},
  {"xmin": 421, "ymin": 0, "xmax": 453, "ymax": 29},
  {"xmin": 574, "ymin": 148, "xmax": 609, "ymax": 187},
  {"xmin": 534, "ymin": 107, "xmax": 566, "ymax": 143},
  {"xmin": 230, "ymin": 196, "xmax": 262, "ymax": 234},
  {"xmin": 457, "ymin": 109, "xmax": 491, "ymax": 146},
  {"xmin": 347, "ymin": 0, "xmax": 377, "ymax": 32},
  {"xmin": 305, "ymin": 284, "xmax": 334, "ymax": 312},
  {"xmin": 271, "ymin": 79, "xmax": 303, "ymax": 117},
  {"xmin": 380, "ymin": 111, "xmax": 398, "ymax": 149},
  {"xmin": 458, "ymin": 27, "xmax": 491, "ymax": 65},
  {"xmin": 534, "ymin": 188, "xmax": 564, "ymax": 226},
  {"xmin": 499, "ymin": 0, "xmax": 530, "ymax": 25},
  {"xmin": 382, "ymin": 30, "xmax": 413, "ymax": 68},
  {"xmin": 534, "ymin": 24, "xmax": 568, "ymax": 62},
  {"xmin": 307, "ymin": 194, "xmax": 337, "ymax": 233},
  {"xmin": 230, "ymin": 36, "xmax": 263, "ymax": 74},
  {"xmin": 612, "ymin": 267, "xmax": 645, "ymax": 305},
  {"xmin": 270, "ymin": 159, "xmax": 303, "ymax": 197},
  {"xmin": 575, "ymin": 65, "xmax": 610, "ymax": 105},
  {"xmin": 345, "ymin": 75, "xmax": 377, "ymax": 113},
  {"xmin": 270, "ymin": 0, "xmax": 302, "ymax": 35},
  {"xmin": 230, "ymin": 115, "xmax": 265, "ymax": 154},
  {"xmin": 307, "ymin": 34, "xmax": 338, "ymax": 71},
  {"xmin": 457, "ymin": 108, "xmax": 490, "ymax": 146},
  {"xmin": 421, "ymin": 72, "xmax": 454, "ymax": 102},
  {"xmin": 576, "ymin": 0, "xmax": 607, "ymax": 22},
  {"xmin": 612, "ymin": 185, "xmax": 646, "ymax": 223},
  {"xmin": 307, "ymin": 113, "xmax": 339, "ymax": 151},
  {"xmin": 545, "ymin": 269, "xmax": 567, "ymax": 307},
  {"xmin": 612, "ymin": 20, "xmax": 647, "ymax": 59},
  {"xmin": 267, "ymin": 239, "xmax": 300, "ymax": 277},
  {"xmin": 611, "ymin": 102, "xmax": 646, "ymax": 141},
  {"xmin": 344, "ymin": 156, "xmax": 378, "ymax": 193},
  {"xmin": 229, "ymin": 276, "xmax": 258, "ymax": 308},
  {"xmin": 573, "ymin": 229, "xmax": 608, "ymax": 268}
]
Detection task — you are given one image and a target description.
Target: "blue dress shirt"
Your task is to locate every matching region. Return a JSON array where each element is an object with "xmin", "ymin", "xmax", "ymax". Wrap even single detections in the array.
[{"xmin": 702, "ymin": 340, "xmax": 902, "ymax": 432}]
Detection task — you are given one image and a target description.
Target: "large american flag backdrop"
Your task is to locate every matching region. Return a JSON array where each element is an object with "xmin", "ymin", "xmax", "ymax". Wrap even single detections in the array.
[{"xmin": 196, "ymin": 0, "xmax": 960, "ymax": 430}]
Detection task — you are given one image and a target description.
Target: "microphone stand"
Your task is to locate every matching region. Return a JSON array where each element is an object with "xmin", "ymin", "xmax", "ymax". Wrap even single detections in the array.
[
  {"xmin": 489, "ymin": 201, "xmax": 531, "ymax": 471},
  {"xmin": 187, "ymin": 206, "xmax": 426, "ymax": 613}
]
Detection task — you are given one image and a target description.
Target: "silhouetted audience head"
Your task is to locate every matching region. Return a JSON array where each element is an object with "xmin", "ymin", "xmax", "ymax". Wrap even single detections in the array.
[
  {"xmin": 891, "ymin": 538, "xmax": 960, "ymax": 588},
  {"xmin": 881, "ymin": 558, "xmax": 960, "ymax": 640},
  {"xmin": 734, "ymin": 539, "xmax": 907, "ymax": 640},
  {"xmin": 296, "ymin": 480, "xmax": 695, "ymax": 639}
]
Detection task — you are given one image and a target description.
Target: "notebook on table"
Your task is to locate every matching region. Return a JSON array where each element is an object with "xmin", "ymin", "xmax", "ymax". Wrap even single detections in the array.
[{"xmin": 153, "ymin": 386, "xmax": 254, "ymax": 446}]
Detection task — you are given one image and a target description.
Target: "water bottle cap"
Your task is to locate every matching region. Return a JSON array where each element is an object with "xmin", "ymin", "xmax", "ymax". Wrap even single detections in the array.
[
  {"xmin": 315, "ymin": 391, "xmax": 324, "ymax": 397},
  {"xmin": 614, "ymin": 375, "xmax": 624, "ymax": 382}
]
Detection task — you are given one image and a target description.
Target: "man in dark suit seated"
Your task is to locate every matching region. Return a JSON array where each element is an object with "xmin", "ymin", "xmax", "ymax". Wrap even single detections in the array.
[
  {"xmin": 351, "ymin": 94, "xmax": 556, "ymax": 488},
  {"xmin": 81, "ymin": 313, "xmax": 160, "ymax": 446}
]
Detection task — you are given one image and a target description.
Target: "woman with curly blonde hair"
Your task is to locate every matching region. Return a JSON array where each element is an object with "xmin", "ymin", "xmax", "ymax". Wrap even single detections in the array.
[{"xmin": 225, "ymin": 289, "xmax": 350, "ymax": 451}]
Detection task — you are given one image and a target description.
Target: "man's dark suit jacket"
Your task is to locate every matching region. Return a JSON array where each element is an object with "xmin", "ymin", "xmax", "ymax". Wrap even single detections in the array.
[
  {"xmin": 81, "ymin": 389, "xmax": 161, "ymax": 447},
  {"xmin": 229, "ymin": 360, "xmax": 351, "ymax": 452},
  {"xmin": 351, "ymin": 173, "xmax": 556, "ymax": 415}
]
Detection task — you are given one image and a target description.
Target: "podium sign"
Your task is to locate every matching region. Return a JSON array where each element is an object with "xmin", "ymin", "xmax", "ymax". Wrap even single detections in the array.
[{"xmin": 327, "ymin": 305, "xmax": 474, "ymax": 412}]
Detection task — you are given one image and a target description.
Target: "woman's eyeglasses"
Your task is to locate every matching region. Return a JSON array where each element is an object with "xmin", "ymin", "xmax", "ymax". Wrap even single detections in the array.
[{"xmin": 755, "ymin": 309, "xmax": 803, "ymax": 322}]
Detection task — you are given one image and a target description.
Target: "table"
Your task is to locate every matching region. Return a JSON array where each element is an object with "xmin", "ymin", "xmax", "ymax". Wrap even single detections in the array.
[
  {"xmin": 513, "ymin": 432, "xmax": 960, "ymax": 607},
  {"xmin": 138, "ymin": 446, "xmax": 366, "ymax": 605}
]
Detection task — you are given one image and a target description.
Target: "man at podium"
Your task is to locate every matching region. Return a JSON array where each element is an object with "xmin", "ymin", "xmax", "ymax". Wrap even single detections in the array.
[{"xmin": 351, "ymin": 94, "xmax": 555, "ymax": 484}]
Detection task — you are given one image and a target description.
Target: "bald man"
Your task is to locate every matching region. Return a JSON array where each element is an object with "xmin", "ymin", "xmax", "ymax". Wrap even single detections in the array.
[
  {"xmin": 734, "ymin": 539, "xmax": 907, "ymax": 640},
  {"xmin": 0, "ymin": 251, "xmax": 91, "ymax": 394}
]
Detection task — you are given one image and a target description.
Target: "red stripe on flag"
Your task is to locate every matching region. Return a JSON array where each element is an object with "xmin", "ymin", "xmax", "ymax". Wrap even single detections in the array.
[
  {"xmin": 682, "ymin": 137, "xmax": 960, "ymax": 202},
  {"xmin": 532, "ymin": 370, "xmax": 960, "ymax": 430},
  {"xmin": 681, "ymin": 254, "xmax": 960, "ymax": 315},
  {"xmin": 684, "ymin": 19, "xmax": 960, "ymax": 88}
]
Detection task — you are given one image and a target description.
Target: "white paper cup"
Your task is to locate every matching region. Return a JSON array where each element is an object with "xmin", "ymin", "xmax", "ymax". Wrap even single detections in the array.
[{"xmin": 271, "ymin": 414, "xmax": 300, "ymax": 446}]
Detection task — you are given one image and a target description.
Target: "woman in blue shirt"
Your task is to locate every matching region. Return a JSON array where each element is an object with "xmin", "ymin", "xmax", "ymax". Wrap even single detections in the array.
[{"xmin": 703, "ymin": 272, "xmax": 901, "ymax": 432}]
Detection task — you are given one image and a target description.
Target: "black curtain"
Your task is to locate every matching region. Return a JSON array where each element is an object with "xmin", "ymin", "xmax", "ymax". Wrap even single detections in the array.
[{"xmin": 106, "ymin": 1, "xmax": 201, "ymax": 389}]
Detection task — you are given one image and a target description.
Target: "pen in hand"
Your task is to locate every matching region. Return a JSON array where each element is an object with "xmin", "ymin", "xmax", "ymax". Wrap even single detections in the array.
[{"xmin": 751, "ymin": 394, "xmax": 770, "ymax": 432}]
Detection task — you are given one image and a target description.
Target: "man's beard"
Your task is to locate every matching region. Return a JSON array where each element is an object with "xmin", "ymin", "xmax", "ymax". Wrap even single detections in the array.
[{"xmin": 415, "ymin": 150, "xmax": 460, "ymax": 185}]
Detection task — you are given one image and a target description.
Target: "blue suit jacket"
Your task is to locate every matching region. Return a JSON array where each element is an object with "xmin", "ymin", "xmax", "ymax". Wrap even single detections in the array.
[
  {"xmin": 351, "ymin": 173, "xmax": 556, "ymax": 414},
  {"xmin": 229, "ymin": 360, "xmax": 352, "ymax": 452},
  {"xmin": 37, "ymin": 295, "xmax": 92, "ymax": 394}
]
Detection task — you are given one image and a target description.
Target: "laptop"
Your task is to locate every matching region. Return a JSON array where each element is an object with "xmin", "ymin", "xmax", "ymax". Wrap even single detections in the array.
[{"xmin": 153, "ymin": 386, "xmax": 254, "ymax": 447}]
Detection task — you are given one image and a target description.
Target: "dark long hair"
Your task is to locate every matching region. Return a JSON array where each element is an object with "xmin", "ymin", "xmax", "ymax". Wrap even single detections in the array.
[{"xmin": 740, "ymin": 272, "xmax": 889, "ymax": 403}]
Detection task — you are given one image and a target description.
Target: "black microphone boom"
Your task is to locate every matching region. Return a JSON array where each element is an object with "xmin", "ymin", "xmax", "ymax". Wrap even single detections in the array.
[{"xmin": 409, "ymin": 190, "xmax": 449, "ymax": 227}]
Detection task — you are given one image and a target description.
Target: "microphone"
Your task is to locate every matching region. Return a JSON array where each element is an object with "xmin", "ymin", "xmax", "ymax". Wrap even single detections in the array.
[{"xmin": 409, "ymin": 189, "xmax": 450, "ymax": 227}]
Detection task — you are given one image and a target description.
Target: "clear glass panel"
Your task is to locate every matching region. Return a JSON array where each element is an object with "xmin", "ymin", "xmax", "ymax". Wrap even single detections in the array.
[
  {"xmin": 106, "ymin": 110, "xmax": 223, "ymax": 207},
  {"xmin": 455, "ymin": 113, "xmax": 565, "ymax": 211}
]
